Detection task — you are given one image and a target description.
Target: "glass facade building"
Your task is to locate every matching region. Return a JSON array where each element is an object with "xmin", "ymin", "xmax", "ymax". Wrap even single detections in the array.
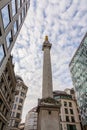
[
  {"xmin": 69, "ymin": 33, "xmax": 87, "ymax": 127},
  {"xmin": 0, "ymin": 0, "xmax": 30, "ymax": 77}
]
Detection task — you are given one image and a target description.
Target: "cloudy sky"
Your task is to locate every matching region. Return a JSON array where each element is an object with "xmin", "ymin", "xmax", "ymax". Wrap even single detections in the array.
[{"xmin": 12, "ymin": 0, "xmax": 87, "ymax": 122}]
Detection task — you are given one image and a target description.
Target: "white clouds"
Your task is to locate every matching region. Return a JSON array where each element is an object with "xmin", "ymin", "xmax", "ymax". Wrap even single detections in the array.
[{"xmin": 12, "ymin": 0, "xmax": 87, "ymax": 122}]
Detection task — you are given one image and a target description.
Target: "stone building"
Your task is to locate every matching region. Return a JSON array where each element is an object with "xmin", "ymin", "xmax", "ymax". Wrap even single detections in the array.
[
  {"xmin": 0, "ymin": 0, "xmax": 30, "ymax": 77},
  {"xmin": 0, "ymin": 55, "xmax": 16, "ymax": 130},
  {"xmin": 53, "ymin": 89, "xmax": 82, "ymax": 130},
  {"xmin": 24, "ymin": 107, "xmax": 38, "ymax": 130},
  {"xmin": 69, "ymin": 33, "xmax": 87, "ymax": 130},
  {"xmin": 8, "ymin": 76, "xmax": 28, "ymax": 130}
]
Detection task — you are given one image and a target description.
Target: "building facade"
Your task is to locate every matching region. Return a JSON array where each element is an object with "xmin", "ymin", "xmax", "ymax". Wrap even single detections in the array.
[
  {"xmin": 8, "ymin": 76, "xmax": 28, "ymax": 130},
  {"xmin": 69, "ymin": 33, "xmax": 87, "ymax": 129},
  {"xmin": 0, "ymin": 0, "xmax": 30, "ymax": 77},
  {"xmin": 53, "ymin": 89, "xmax": 82, "ymax": 130},
  {"xmin": 24, "ymin": 107, "xmax": 38, "ymax": 130},
  {"xmin": 0, "ymin": 55, "xmax": 16, "ymax": 130}
]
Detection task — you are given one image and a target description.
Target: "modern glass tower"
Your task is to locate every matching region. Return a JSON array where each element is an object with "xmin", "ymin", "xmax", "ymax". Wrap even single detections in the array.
[
  {"xmin": 69, "ymin": 33, "xmax": 87, "ymax": 129},
  {"xmin": 0, "ymin": 0, "xmax": 30, "ymax": 77}
]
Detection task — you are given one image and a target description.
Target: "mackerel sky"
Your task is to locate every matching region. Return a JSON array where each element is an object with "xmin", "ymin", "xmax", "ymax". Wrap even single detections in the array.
[{"xmin": 12, "ymin": 0, "xmax": 87, "ymax": 122}]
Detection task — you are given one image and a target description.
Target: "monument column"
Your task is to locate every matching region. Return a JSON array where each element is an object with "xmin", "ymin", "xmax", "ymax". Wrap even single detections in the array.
[
  {"xmin": 42, "ymin": 36, "xmax": 53, "ymax": 98},
  {"xmin": 37, "ymin": 36, "xmax": 61, "ymax": 130}
]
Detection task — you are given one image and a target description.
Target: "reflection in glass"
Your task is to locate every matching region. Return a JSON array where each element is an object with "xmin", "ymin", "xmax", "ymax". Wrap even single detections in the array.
[
  {"xmin": 18, "ymin": 0, "xmax": 21, "ymax": 8},
  {"xmin": 12, "ymin": 0, "xmax": 16, "ymax": 16},
  {"xmin": 1, "ymin": 5, "xmax": 10, "ymax": 28},
  {"xmin": 6, "ymin": 31, "xmax": 13, "ymax": 48},
  {"xmin": 0, "ymin": 45, "xmax": 5, "ymax": 64},
  {"xmin": 19, "ymin": 14, "xmax": 21, "ymax": 26},
  {"xmin": 14, "ymin": 21, "xmax": 18, "ymax": 35}
]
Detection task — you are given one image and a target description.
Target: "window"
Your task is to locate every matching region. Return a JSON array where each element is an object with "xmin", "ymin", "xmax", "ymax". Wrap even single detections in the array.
[
  {"xmin": 16, "ymin": 113, "xmax": 21, "ymax": 118},
  {"xmin": 69, "ymin": 102, "xmax": 72, "ymax": 107},
  {"xmin": 18, "ymin": 0, "xmax": 21, "ymax": 8},
  {"xmin": 14, "ymin": 104, "xmax": 16, "ymax": 109},
  {"xmin": 21, "ymin": 92, "xmax": 25, "ymax": 97},
  {"xmin": 6, "ymin": 31, "xmax": 13, "ymax": 48},
  {"xmin": 70, "ymin": 109, "xmax": 74, "ymax": 114},
  {"xmin": 14, "ymin": 21, "xmax": 18, "ymax": 35},
  {"xmin": 67, "ymin": 124, "xmax": 76, "ymax": 130},
  {"xmin": 19, "ymin": 14, "xmax": 21, "ymax": 25},
  {"xmin": 71, "ymin": 116, "xmax": 75, "ymax": 122},
  {"xmin": 65, "ymin": 108, "xmax": 68, "ymax": 114},
  {"xmin": 18, "ymin": 105, "xmax": 22, "ymax": 110},
  {"xmin": 0, "ymin": 28, "xmax": 2, "ymax": 36},
  {"xmin": 11, "ymin": 0, "xmax": 16, "ymax": 16},
  {"xmin": 66, "ymin": 116, "xmax": 70, "ymax": 122},
  {"xmin": 64, "ymin": 101, "xmax": 67, "ymax": 107},
  {"xmin": 0, "ymin": 45, "xmax": 5, "ymax": 65},
  {"xmin": 1, "ymin": 5, "xmax": 10, "ymax": 28},
  {"xmin": 19, "ymin": 98, "xmax": 23, "ymax": 103},
  {"xmin": 16, "ymin": 97, "xmax": 18, "ymax": 102},
  {"xmin": 15, "ymin": 122, "xmax": 19, "ymax": 127},
  {"xmin": 11, "ymin": 112, "xmax": 15, "ymax": 117}
]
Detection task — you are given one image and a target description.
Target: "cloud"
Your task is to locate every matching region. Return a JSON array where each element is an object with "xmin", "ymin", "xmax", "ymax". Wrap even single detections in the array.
[{"xmin": 12, "ymin": 0, "xmax": 87, "ymax": 122}]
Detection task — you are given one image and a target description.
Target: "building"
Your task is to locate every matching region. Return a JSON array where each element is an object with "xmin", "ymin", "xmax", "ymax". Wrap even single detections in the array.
[
  {"xmin": 69, "ymin": 33, "xmax": 87, "ymax": 129},
  {"xmin": 0, "ymin": 55, "xmax": 16, "ymax": 130},
  {"xmin": 53, "ymin": 89, "xmax": 82, "ymax": 130},
  {"xmin": 37, "ymin": 36, "xmax": 61, "ymax": 130},
  {"xmin": 24, "ymin": 88, "xmax": 81, "ymax": 130},
  {"xmin": 0, "ymin": 0, "xmax": 30, "ymax": 77},
  {"xmin": 24, "ymin": 107, "xmax": 38, "ymax": 130},
  {"xmin": 8, "ymin": 76, "xmax": 28, "ymax": 130}
]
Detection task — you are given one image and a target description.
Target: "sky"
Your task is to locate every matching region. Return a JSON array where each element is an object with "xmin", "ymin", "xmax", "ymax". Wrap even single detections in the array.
[{"xmin": 12, "ymin": 0, "xmax": 87, "ymax": 122}]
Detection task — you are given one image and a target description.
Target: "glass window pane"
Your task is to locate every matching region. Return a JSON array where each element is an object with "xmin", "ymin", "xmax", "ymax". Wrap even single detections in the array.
[
  {"xmin": 14, "ymin": 21, "xmax": 18, "ymax": 35},
  {"xmin": 19, "ymin": 14, "xmax": 21, "ymax": 25},
  {"xmin": 1, "ymin": 5, "xmax": 10, "ymax": 28},
  {"xmin": 12, "ymin": 0, "xmax": 16, "ymax": 16},
  {"xmin": 6, "ymin": 31, "xmax": 13, "ymax": 48},
  {"xmin": 18, "ymin": 0, "xmax": 21, "ymax": 8},
  {"xmin": 0, "ymin": 45, "xmax": 5, "ymax": 64}
]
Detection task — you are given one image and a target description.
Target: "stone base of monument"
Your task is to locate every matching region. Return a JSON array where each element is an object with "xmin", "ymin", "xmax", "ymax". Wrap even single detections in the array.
[{"xmin": 37, "ymin": 97, "xmax": 61, "ymax": 130}]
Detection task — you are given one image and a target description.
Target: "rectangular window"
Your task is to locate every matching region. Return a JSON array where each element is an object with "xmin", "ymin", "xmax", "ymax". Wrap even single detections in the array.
[
  {"xmin": 19, "ymin": 98, "xmax": 23, "ymax": 103},
  {"xmin": 14, "ymin": 104, "xmax": 16, "ymax": 109},
  {"xmin": 65, "ymin": 108, "xmax": 68, "ymax": 114},
  {"xmin": 70, "ymin": 109, "xmax": 74, "ymax": 114},
  {"xmin": 0, "ymin": 28, "xmax": 2, "ymax": 36},
  {"xmin": 16, "ymin": 97, "xmax": 18, "ymax": 102},
  {"xmin": 14, "ymin": 21, "xmax": 18, "ymax": 35},
  {"xmin": 1, "ymin": 5, "xmax": 10, "ymax": 28},
  {"xmin": 67, "ymin": 124, "xmax": 76, "ymax": 130},
  {"xmin": 71, "ymin": 116, "xmax": 75, "ymax": 122},
  {"xmin": 69, "ymin": 102, "xmax": 72, "ymax": 107},
  {"xmin": 18, "ymin": 0, "xmax": 21, "ymax": 8},
  {"xmin": 64, "ymin": 101, "xmax": 67, "ymax": 107},
  {"xmin": 19, "ymin": 14, "xmax": 21, "ymax": 26},
  {"xmin": 16, "ymin": 113, "xmax": 21, "ymax": 118},
  {"xmin": 0, "ymin": 45, "xmax": 5, "ymax": 65},
  {"xmin": 11, "ymin": 0, "xmax": 16, "ymax": 16},
  {"xmin": 21, "ymin": 92, "xmax": 25, "ymax": 97},
  {"xmin": 66, "ymin": 116, "xmax": 70, "ymax": 122},
  {"xmin": 18, "ymin": 105, "xmax": 22, "ymax": 110},
  {"xmin": 6, "ymin": 31, "xmax": 13, "ymax": 49}
]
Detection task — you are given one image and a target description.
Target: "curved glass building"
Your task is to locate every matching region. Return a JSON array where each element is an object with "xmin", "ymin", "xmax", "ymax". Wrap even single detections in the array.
[{"xmin": 69, "ymin": 33, "xmax": 87, "ymax": 129}]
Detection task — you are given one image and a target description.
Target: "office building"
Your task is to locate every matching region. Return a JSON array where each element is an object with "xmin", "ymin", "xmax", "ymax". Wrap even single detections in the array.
[
  {"xmin": 0, "ymin": 55, "xmax": 16, "ymax": 130},
  {"xmin": 8, "ymin": 76, "xmax": 28, "ymax": 130},
  {"xmin": 53, "ymin": 89, "xmax": 82, "ymax": 130},
  {"xmin": 69, "ymin": 33, "xmax": 87, "ymax": 129},
  {"xmin": 0, "ymin": 0, "xmax": 30, "ymax": 77},
  {"xmin": 24, "ymin": 107, "xmax": 37, "ymax": 130}
]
